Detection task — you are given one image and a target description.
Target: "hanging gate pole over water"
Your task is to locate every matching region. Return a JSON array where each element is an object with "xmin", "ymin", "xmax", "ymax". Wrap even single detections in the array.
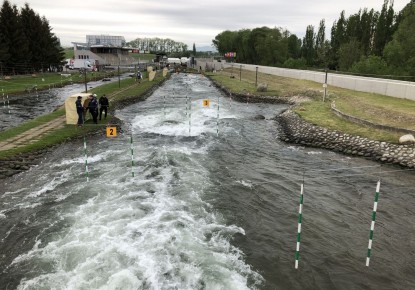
[
  {"xmin": 229, "ymin": 93, "xmax": 232, "ymax": 110},
  {"xmin": 83, "ymin": 136, "xmax": 89, "ymax": 182},
  {"xmin": 366, "ymin": 180, "xmax": 381, "ymax": 267},
  {"xmin": 217, "ymin": 95, "xmax": 220, "ymax": 136},
  {"xmin": 130, "ymin": 131, "xmax": 135, "ymax": 177},
  {"xmin": 295, "ymin": 182, "xmax": 304, "ymax": 269},
  {"xmin": 163, "ymin": 95, "xmax": 166, "ymax": 117},
  {"xmin": 189, "ymin": 96, "xmax": 192, "ymax": 135},
  {"xmin": 185, "ymin": 95, "xmax": 188, "ymax": 117},
  {"xmin": 6, "ymin": 94, "xmax": 10, "ymax": 115}
]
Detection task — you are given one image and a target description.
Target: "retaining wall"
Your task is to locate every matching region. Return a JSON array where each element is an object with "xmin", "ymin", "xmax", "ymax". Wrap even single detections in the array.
[
  {"xmin": 196, "ymin": 59, "xmax": 415, "ymax": 101},
  {"xmin": 277, "ymin": 110, "xmax": 415, "ymax": 169}
]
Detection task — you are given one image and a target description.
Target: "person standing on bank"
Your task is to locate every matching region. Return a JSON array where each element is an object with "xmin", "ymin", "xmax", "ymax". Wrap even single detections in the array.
[
  {"xmin": 99, "ymin": 94, "xmax": 109, "ymax": 120},
  {"xmin": 88, "ymin": 94, "xmax": 99, "ymax": 124},
  {"xmin": 75, "ymin": 96, "xmax": 84, "ymax": 126}
]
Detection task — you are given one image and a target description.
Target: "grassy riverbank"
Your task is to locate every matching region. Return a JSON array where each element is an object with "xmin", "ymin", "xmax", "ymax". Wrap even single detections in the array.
[
  {"xmin": 0, "ymin": 73, "xmax": 167, "ymax": 158},
  {"xmin": 208, "ymin": 68, "xmax": 415, "ymax": 143}
]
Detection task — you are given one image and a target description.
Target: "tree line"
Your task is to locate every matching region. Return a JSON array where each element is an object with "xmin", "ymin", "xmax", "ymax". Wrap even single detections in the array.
[
  {"xmin": 0, "ymin": 0, "xmax": 65, "ymax": 75},
  {"xmin": 126, "ymin": 38, "xmax": 188, "ymax": 55},
  {"xmin": 213, "ymin": 0, "xmax": 415, "ymax": 79}
]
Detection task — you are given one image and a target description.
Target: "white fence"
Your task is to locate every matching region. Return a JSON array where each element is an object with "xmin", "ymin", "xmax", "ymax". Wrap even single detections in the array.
[{"xmin": 196, "ymin": 59, "xmax": 415, "ymax": 101}]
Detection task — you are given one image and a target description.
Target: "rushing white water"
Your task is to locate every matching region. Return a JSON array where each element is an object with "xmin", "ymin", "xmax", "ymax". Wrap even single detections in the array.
[
  {"xmin": 1, "ymin": 73, "xmax": 415, "ymax": 290},
  {"xmin": 2, "ymin": 74, "xmax": 264, "ymax": 290}
]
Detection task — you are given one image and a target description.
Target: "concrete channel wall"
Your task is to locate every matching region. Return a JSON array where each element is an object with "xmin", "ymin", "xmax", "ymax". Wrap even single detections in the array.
[{"xmin": 196, "ymin": 59, "xmax": 415, "ymax": 101}]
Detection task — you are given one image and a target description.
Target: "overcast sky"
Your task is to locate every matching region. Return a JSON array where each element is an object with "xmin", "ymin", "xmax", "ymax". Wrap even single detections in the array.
[{"xmin": 8, "ymin": 0, "xmax": 410, "ymax": 49}]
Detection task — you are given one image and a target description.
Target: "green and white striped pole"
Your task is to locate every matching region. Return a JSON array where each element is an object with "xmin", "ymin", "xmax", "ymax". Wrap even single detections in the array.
[
  {"xmin": 295, "ymin": 182, "xmax": 304, "ymax": 269},
  {"xmin": 189, "ymin": 97, "xmax": 192, "ymax": 135},
  {"xmin": 7, "ymin": 94, "xmax": 10, "ymax": 116},
  {"xmin": 185, "ymin": 95, "xmax": 188, "ymax": 117},
  {"xmin": 216, "ymin": 95, "xmax": 220, "ymax": 136},
  {"xmin": 366, "ymin": 180, "xmax": 381, "ymax": 267},
  {"xmin": 229, "ymin": 93, "xmax": 232, "ymax": 110},
  {"xmin": 83, "ymin": 136, "xmax": 89, "ymax": 182},
  {"xmin": 2, "ymin": 89, "xmax": 4, "ymax": 108},
  {"xmin": 163, "ymin": 95, "xmax": 166, "ymax": 117},
  {"xmin": 130, "ymin": 132, "xmax": 135, "ymax": 177}
]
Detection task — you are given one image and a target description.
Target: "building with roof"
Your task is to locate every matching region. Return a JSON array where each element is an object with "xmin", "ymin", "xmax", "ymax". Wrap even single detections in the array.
[{"xmin": 71, "ymin": 35, "xmax": 138, "ymax": 69}]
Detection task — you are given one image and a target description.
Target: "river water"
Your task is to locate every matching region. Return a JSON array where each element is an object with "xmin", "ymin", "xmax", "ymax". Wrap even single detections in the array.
[
  {"xmin": 0, "ymin": 74, "xmax": 129, "ymax": 132},
  {"xmin": 0, "ymin": 74, "xmax": 414, "ymax": 289}
]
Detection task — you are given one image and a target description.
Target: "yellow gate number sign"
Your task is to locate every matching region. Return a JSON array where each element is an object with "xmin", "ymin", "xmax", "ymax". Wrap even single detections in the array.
[
  {"xmin": 203, "ymin": 99, "xmax": 210, "ymax": 107},
  {"xmin": 106, "ymin": 127, "xmax": 117, "ymax": 137}
]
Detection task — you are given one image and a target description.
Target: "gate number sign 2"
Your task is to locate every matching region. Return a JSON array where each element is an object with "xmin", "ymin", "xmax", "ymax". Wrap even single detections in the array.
[{"xmin": 106, "ymin": 127, "xmax": 117, "ymax": 137}]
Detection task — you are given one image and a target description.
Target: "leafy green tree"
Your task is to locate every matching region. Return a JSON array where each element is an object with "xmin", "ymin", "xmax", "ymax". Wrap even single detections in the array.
[
  {"xmin": 349, "ymin": 55, "xmax": 389, "ymax": 75},
  {"xmin": 384, "ymin": 0, "xmax": 415, "ymax": 76},
  {"xmin": 373, "ymin": 0, "xmax": 396, "ymax": 56},
  {"xmin": 301, "ymin": 25, "xmax": 315, "ymax": 66},
  {"xmin": 360, "ymin": 8, "xmax": 377, "ymax": 56},
  {"xmin": 338, "ymin": 38, "xmax": 362, "ymax": 71},
  {"xmin": 283, "ymin": 57, "xmax": 307, "ymax": 69},
  {"xmin": 287, "ymin": 34, "xmax": 301, "ymax": 59},
  {"xmin": 315, "ymin": 19, "xmax": 329, "ymax": 67}
]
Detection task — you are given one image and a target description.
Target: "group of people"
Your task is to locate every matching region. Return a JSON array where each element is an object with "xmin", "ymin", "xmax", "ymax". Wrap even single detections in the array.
[{"xmin": 76, "ymin": 94, "xmax": 109, "ymax": 126}]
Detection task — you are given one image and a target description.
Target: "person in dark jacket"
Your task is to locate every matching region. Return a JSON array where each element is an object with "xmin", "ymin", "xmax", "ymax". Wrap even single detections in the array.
[
  {"xmin": 99, "ymin": 94, "xmax": 109, "ymax": 120},
  {"xmin": 75, "ymin": 96, "xmax": 84, "ymax": 126},
  {"xmin": 88, "ymin": 94, "xmax": 99, "ymax": 124}
]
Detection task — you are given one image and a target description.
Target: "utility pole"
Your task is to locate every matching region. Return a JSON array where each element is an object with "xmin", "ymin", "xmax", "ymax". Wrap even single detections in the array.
[{"xmin": 255, "ymin": 66, "xmax": 258, "ymax": 87}]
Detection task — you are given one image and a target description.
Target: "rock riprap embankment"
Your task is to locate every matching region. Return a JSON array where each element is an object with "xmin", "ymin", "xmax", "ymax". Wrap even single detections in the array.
[{"xmin": 277, "ymin": 110, "xmax": 415, "ymax": 168}]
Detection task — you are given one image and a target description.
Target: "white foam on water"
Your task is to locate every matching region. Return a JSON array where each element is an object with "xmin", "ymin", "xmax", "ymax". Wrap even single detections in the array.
[
  {"xmin": 2, "ymin": 187, "xmax": 28, "ymax": 197},
  {"xmin": 236, "ymin": 180, "xmax": 254, "ymax": 189},
  {"xmin": 307, "ymin": 151, "xmax": 322, "ymax": 155},
  {"xmin": 14, "ymin": 142, "xmax": 263, "ymax": 289}
]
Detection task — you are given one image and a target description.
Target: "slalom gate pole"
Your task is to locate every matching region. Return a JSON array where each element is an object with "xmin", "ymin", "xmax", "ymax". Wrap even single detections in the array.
[
  {"xmin": 217, "ymin": 95, "xmax": 220, "ymax": 136},
  {"xmin": 189, "ymin": 97, "xmax": 192, "ymax": 135},
  {"xmin": 163, "ymin": 95, "xmax": 166, "ymax": 117},
  {"xmin": 185, "ymin": 95, "xmax": 188, "ymax": 117},
  {"xmin": 229, "ymin": 93, "xmax": 232, "ymax": 110},
  {"xmin": 36, "ymin": 87, "xmax": 38, "ymax": 100},
  {"xmin": 2, "ymin": 89, "xmax": 4, "ymax": 108},
  {"xmin": 366, "ymin": 180, "xmax": 381, "ymax": 267},
  {"xmin": 83, "ymin": 136, "xmax": 89, "ymax": 182},
  {"xmin": 130, "ymin": 132, "xmax": 135, "ymax": 177},
  {"xmin": 7, "ymin": 94, "xmax": 10, "ymax": 115},
  {"xmin": 295, "ymin": 182, "xmax": 305, "ymax": 269}
]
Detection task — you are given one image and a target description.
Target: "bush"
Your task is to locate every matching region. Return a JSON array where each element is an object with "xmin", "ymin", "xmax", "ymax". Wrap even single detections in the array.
[
  {"xmin": 349, "ymin": 55, "xmax": 389, "ymax": 75},
  {"xmin": 283, "ymin": 58, "xmax": 307, "ymax": 69}
]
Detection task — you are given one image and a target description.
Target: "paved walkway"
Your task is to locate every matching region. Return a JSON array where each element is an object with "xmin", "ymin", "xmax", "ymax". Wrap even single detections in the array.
[
  {"xmin": 0, "ymin": 115, "xmax": 66, "ymax": 151},
  {"xmin": 0, "ymin": 82, "xmax": 141, "ymax": 152}
]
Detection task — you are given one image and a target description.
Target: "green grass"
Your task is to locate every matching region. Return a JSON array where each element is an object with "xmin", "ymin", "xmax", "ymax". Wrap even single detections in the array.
[
  {"xmin": 0, "ymin": 109, "xmax": 65, "ymax": 142},
  {"xmin": 129, "ymin": 53, "xmax": 155, "ymax": 61},
  {"xmin": 208, "ymin": 69, "xmax": 415, "ymax": 143},
  {"xmin": 0, "ymin": 71, "xmax": 115, "ymax": 94},
  {"xmin": 0, "ymin": 71, "xmax": 168, "ymax": 158}
]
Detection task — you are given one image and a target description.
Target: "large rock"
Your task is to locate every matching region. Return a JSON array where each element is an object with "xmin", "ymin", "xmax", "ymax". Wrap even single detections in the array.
[{"xmin": 399, "ymin": 134, "xmax": 415, "ymax": 144}]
